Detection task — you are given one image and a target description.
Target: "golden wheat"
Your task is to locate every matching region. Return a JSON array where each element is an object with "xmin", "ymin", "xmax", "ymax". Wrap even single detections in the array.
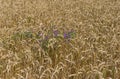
[{"xmin": 0, "ymin": 0, "xmax": 120, "ymax": 79}]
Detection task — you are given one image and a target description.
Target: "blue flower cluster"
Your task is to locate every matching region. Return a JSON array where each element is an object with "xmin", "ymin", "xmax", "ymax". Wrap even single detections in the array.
[{"xmin": 11, "ymin": 28, "xmax": 76, "ymax": 51}]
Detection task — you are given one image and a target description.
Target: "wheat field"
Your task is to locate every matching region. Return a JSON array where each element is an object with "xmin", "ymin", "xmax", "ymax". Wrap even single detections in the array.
[{"xmin": 0, "ymin": 0, "xmax": 120, "ymax": 79}]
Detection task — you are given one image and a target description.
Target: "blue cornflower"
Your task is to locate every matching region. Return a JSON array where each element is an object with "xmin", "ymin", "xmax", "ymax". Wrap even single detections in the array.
[
  {"xmin": 45, "ymin": 35, "xmax": 49, "ymax": 40},
  {"xmin": 64, "ymin": 29, "xmax": 76, "ymax": 39},
  {"xmin": 53, "ymin": 30, "xmax": 59, "ymax": 37},
  {"xmin": 64, "ymin": 33, "xmax": 71, "ymax": 39}
]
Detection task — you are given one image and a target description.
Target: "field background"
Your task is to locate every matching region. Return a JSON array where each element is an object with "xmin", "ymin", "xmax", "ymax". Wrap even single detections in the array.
[{"xmin": 0, "ymin": 0, "xmax": 120, "ymax": 79}]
